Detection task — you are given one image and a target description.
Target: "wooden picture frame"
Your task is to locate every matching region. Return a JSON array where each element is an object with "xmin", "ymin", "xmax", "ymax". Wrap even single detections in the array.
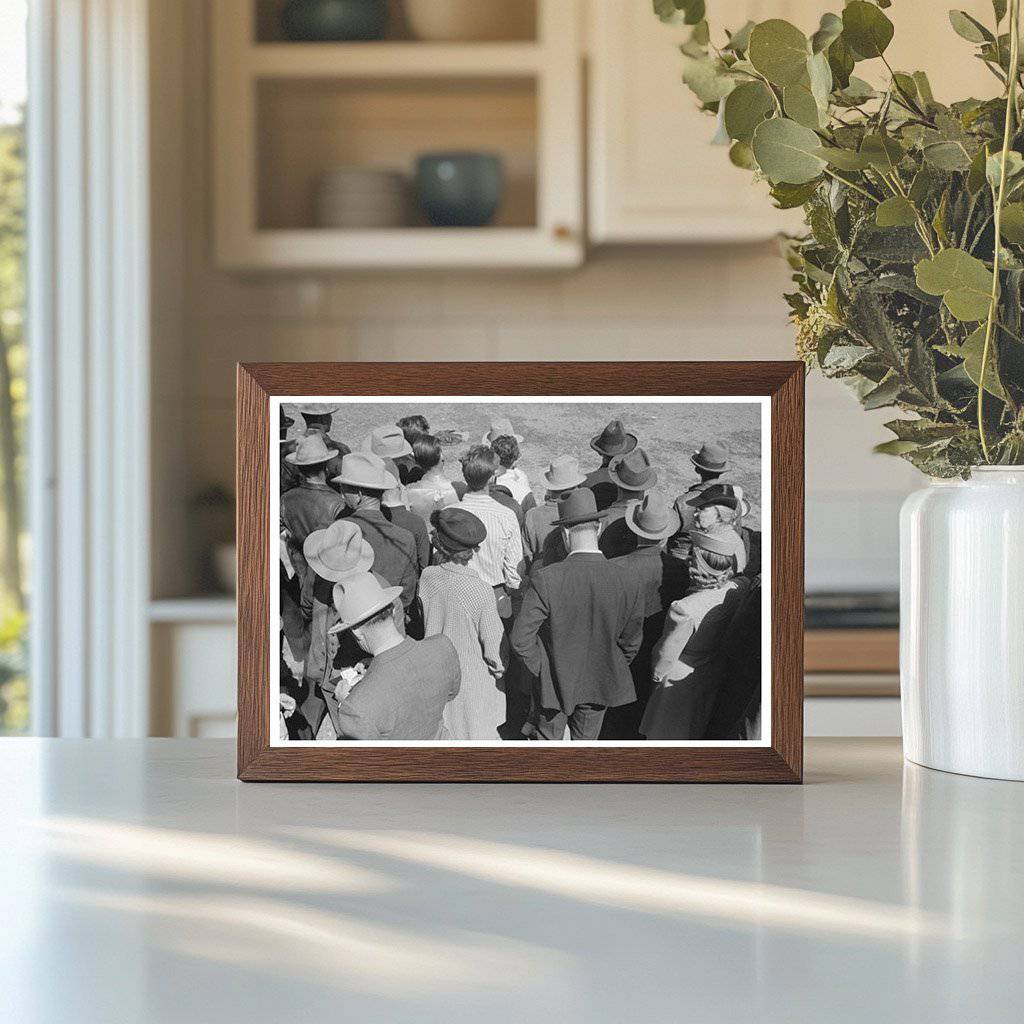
[{"xmin": 238, "ymin": 362, "xmax": 804, "ymax": 782}]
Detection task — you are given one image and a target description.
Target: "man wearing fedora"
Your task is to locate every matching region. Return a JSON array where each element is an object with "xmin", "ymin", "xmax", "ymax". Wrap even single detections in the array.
[
  {"xmin": 330, "ymin": 573, "xmax": 462, "ymax": 740},
  {"xmin": 295, "ymin": 404, "xmax": 350, "ymax": 487},
  {"xmin": 666, "ymin": 439, "xmax": 732, "ymax": 563},
  {"xmin": 365, "ymin": 424, "xmax": 419, "ymax": 485},
  {"xmin": 523, "ymin": 456, "xmax": 586, "ymax": 569},
  {"xmin": 333, "ymin": 452, "xmax": 419, "ymax": 616},
  {"xmin": 602, "ymin": 493, "xmax": 684, "ymax": 739},
  {"xmin": 511, "ymin": 488, "xmax": 644, "ymax": 741},
  {"xmin": 281, "ymin": 434, "xmax": 348, "ymax": 626},
  {"xmin": 584, "ymin": 419, "xmax": 638, "ymax": 511},
  {"xmin": 280, "ymin": 407, "xmax": 302, "ymax": 493},
  {"xmin": 597, "ymin": 447, "xmax": 659, "ymax": 559}
]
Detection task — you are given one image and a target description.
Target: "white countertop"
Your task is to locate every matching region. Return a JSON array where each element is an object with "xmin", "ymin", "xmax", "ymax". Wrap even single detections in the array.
[{"xmin": 1, "ymin": 738, "xmax": 1021, "ymax": 1023}]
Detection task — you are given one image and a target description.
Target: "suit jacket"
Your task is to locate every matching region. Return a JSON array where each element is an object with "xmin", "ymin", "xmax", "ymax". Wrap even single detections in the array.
[
  {"xmin": 511, "ymin": 551, "xmax": 644, "ymax": 712},
  {"xmin": 347, "ymin": 507, "xmax": 419, "ymax": 609},
  {"xmin": 384, "ymin": 505, "xmax": 431, "ymax": 573},
  {"xmin": 598, "ymin": 515, "xmax": 637, "ymax": 560},
  {"xmin": 335, "ymin": 635, "xmax": 461, "ymax": 740},
  {"xmin": 523, "ymin": 500, "xmax": 559, "ymax": 566},
  {"xmin": 583, "ymin": 465, "xmax": 618, "ymax": 511}
]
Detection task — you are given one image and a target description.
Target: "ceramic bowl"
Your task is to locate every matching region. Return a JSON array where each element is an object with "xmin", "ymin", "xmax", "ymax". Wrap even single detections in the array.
[
  {"xmin": 315, "ymin": 168, "xmax": 409, "ymax": 228},
  {"xmin": 281, "ymin": 0, "xmax": 388, "ymax": 42},
  {"xmin": 414, "ymin": 152, "xmax": 505, "ymax": 228},
  {"xmin": 403, "ymin": 0, "xmax": 534, "ymax": 42}
]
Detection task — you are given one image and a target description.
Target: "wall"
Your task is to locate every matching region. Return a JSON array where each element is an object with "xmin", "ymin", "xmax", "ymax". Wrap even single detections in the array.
[{"xmin": 151, "ymin": 0, "xmax": 920, "ymax": 599}]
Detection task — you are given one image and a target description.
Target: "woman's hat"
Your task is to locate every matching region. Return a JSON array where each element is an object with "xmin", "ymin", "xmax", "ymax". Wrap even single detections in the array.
[
  {"xmin": 296, "ymin": 403, "xmax": 341, "ymax": 416},
  {"xmin": 430, "ymin": 507, "xmax": 487, "ymax": 553},
  {"xmin": 482, "ymin": 417, "xmax": 524, "ymax": 443},
  {"xmin": 303, "ymin": 520, "xmax": 374, "ymax": 582},
  {"xmin": 284, "ymin": 432, "xmax": 339, "ymax": 466},
  {"xmin": 607, "ymin": 448, "xmax": 657, "ymax": 492},
  {"xmin": 328, "ymin": 572, "xmax": 403, "ymax": 633},
  {"xmin": 688, "ymin": 483, "xmax": 749, "ymax": 516},
  {"xmin": 625, "ymin": 494, "xmax": 681, "ymax": 541},
  {"xmin": 364, "ymin": 425, "xmax": 413, "ymax": 459},
  {"xmin": 590, "ymin": 419, "xmax": 637, "ymax": 457},
  {"xmin": 553, "ymin": 487, "xmax": 602, "ymax": 526},
  {"xmin": 691, "ymin": 440, "xmax": 729, "ymax": 473},
  {"xmin": 542, "ymin": 455, "xmax": 586, "ymax": 492},
  {"xmin": 691, "ymin": 528, "xmax": 747, "ymax": 571},
  {"xmin": 332, "ymin": 451, "xmax": 399, "ymax": 491}
]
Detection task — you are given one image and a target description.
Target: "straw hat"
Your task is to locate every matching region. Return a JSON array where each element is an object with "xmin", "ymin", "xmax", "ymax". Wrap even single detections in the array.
[
  {"xmin": 364, "ymin": 425, "xmax": 413, "ymax": 459},
  {"xmin": 284, "ymin": 432, "xmax": 339, "ymax": 466},
  {"xmin": 625, "ymin": 494, "xmax": 681, "ymax": 541},
  {"xmin": 303, "ymin": 520, "xmax": 374, "ymax": 582},
  {"xmin": 542, "ymin": 456, "xmax": 586, "ymax": 491},
  {"xmin": 328, "ymin": 572, "xmax": 403, "ymax": 633},
  {"xmin": 332, "ymin": 451, "xmax": 399, "ymax": 491}
]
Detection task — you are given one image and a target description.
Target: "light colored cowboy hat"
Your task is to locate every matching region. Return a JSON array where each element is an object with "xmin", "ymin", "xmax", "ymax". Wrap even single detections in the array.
[
  {"xmin": 590, "ymin": 419, "xmax": 638, "ymax": 457},
  {"xmin": 481, "ymin": 417, "xmax": 524, "ymax": 444},
  {"xmin": 625, "ymin": 494, "xmax": 681, "ymax": 541},
  {"xmin": 328, "ymin": 572, "xmax": 403, "ymax": 633},
  {"xmin": 363, "ymin": 424, "xmax": 413, "ymax": 459},
  {"xmin": 331, "ymin": 451, "xmax": 399, "ymax": 492},
  {"xmin": 542, "ymin": 455, "xmax": 586, "ymax": 492},
  {"xmin": 691, "ymin": 528, "xmax": 747, "ymax": 572},
  {"xmin": 607, "ymin": 448, "xmax": 658, "ymax": 492},
  {"xmin": 294, "ymin": 403, "xmax": 341, "ymax": 416},
  {"xmin": 691, "ymin": 440, "xmax": 729, "ymax": 473},
  {"xmin": 284, "ymin": 432, "xmax": 338, "ymax": 466},
  {"xmin": 303, "ymin": 520, "xmax": 374, "ymax": 583}
]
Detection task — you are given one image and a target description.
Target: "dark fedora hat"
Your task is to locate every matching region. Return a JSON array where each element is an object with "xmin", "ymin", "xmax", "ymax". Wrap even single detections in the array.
[
  {"xmin": 687, "ymin": 483, "xmax": 748, "ymax": 515},
  {"xmin": 607, "ymin": 448, "xmax": 658, "ymax": 492},
  {"xmin": 552, "ymin": 487, "xmax": 602, "ymax": 527},
  {"xmin": 430, "ymin": 507, "xmax": 487, "ymax": 553},
  {"xmin": 590, "ymin": 418, "xmax": 638, "ymax": 457},
  {"xmin": 691, "ymin": 440, "xmax": 729, "ymax": 473}
]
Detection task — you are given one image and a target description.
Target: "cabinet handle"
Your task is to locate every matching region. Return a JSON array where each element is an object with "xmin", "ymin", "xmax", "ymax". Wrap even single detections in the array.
[{"xmin": 552, "ymin": 224, "xmax": 574, "ymax": 241}]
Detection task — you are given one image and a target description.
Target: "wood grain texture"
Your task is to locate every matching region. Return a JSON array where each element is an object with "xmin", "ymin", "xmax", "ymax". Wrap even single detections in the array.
[
  {"xmin": 805, "ymin": 629, "xmax": 899, "ymax": 674},
  {"xmin": 237, "ymin": 361, "xmax": 805, "ymax": 783}
]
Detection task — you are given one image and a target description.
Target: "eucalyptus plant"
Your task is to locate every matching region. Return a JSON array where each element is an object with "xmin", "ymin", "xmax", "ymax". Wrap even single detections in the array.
[{"xmin": 658, "ymin": 0, "xmax": 1024, "ymax": 474}]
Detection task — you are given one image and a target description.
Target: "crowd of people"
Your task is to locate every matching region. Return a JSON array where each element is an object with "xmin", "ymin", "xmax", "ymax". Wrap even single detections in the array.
[{"xmin": 278, "ymin": 404, "xmax": 763, "ymax": 743}]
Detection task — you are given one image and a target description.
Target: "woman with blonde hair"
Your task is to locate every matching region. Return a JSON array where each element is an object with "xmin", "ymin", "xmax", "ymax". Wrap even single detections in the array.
[
  {"xmin": 639, "ymin": 504, "xmax": 750, "ymax": 741},
  {"xmin": 419, "ymin": 507, "xmax": 506, "ymax": 740}
]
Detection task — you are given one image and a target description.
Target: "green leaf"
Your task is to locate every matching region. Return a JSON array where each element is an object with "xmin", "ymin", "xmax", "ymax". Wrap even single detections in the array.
[
  {"xmin": 842, "ymin": 1, "xmax": 894, "ymax": 60},
  {"xmin": 654, "ymin": 0, "xmax": 705, "ymax": 25},
  {"xmin": 958, "ymin": 324, "xmax": 1006, "ymax": 398},
  {"xmin": 752, "ymin": 117, "xmax": 827, "ymax": 184},
  {"xmin": 860, "ymin": 133, "xmax": 905, "ymax": 172},
  {"xmin": 748, "ymin": 19, "xmax": 810, "ymax": 87},
  {"xmin": 810, "ymin": 12, "xmax": 843, "ymax": 54},
  {"xmin": 862, "ymin": 374, "xmax": 902, "ymax": 409},
  {"xmin": 874, "ymin": 439, "xmax": 921, "ymax": 455},
  {"xmin": 948, "ymin": 10, "xmax": 993, "ymax": 44},
  {"xmin": 967, "ymin": 143, "xmax": 993, "ymax": 193},
  {"xmin": 770, "ymin": 179, "xmax": 820, "ymax": 209},
  {"xmin": 909, "ymin": 165, "xmax": 936, "ymax": 205},
  {"xmin": 783, "ymin": 83, "xmax": 822, "ymax": 128},
  {"xmin": 827, "ymin": 35, "xmax": 855, "ymax": 89},
  {"xmin": 723, "ymin": 81, "xmax": 775, "ymax": 143},
  {"xmin": 724, "ymin": 20, "xmax": 755, "ymax": 53},
  {"xmin": 836, "ymin": 75, "xmax": 877, "ymax": 104},
  {"xmin": 875, "ymin": 196, "xmax": 918, "ymax": 228},
  {"xmin": 807, "ymin": 51, "xmax": 833, "ymax": 110},
  {"xmin": 915, "ymin": 249, "xmax": 994, "ymax": 321},
  {"xmin": 814, "ymin": 145, "xmax": 872, "ymax": 170},
  {"xmin": 681, "ymin": 55, "xmax": 737, "ymax": 103},
  {"xmin": 1000, "ymin": 202, "xmax": 1024, "ymax": 242},
  {"xmin": 993, "ymin": 1, "xmax": 1008, "ymax": 24},
  {"xmin": 986, "ymin": 150, "xmax": 1024, "ymax": 190},
  {"xmin": 728, "ymin": 140, "xmax": 758, "ymax": 170},
  {"xmin": 912, "ymin": 71, "xmax": 935, "ymax": 105},
  {"xmin": 923, "ymin": 140, "xmax": 972, "ymax": 171},
  {"xmin": 884, "ymin": 418, "xmax": 963, "ymax": 443}
]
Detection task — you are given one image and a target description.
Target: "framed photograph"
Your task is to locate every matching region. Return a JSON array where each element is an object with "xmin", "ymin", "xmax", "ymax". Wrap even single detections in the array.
[{"xmin": 237, "ymin": 362, "xmax": 804, "ymax": 782}]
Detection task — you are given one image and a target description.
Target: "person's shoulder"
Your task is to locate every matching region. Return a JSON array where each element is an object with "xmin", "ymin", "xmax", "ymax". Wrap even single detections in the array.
[{"xmin": 420, "ymin": 633, "xmax": 459, "ymax": 663}]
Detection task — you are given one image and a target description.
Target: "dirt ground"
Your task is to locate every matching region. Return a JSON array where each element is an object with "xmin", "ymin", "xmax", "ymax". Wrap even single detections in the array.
[{"xmin": 283, "ymin": 400, "xmax": 763, "ymax": 528}]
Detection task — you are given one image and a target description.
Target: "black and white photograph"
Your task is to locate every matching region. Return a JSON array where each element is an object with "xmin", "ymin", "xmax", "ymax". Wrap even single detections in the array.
[{"xmin": 273, "ymin": 396, "xmax": 769, "ymax": 746}]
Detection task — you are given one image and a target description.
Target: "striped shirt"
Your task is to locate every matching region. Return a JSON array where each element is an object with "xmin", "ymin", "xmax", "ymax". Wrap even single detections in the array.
[{"xmin": 459, "ymin": 491, "xmax": 523, "ymax": 590}]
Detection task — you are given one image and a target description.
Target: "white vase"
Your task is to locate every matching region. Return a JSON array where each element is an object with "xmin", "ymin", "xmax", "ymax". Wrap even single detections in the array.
[{"xmin": 900, "ymin": 467, "xmax": 1024, "ymax": 780}]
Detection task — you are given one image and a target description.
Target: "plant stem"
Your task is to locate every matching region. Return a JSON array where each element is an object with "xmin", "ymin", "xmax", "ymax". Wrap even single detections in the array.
[
  {"xmin": 979, "ymin": 0, "xmax": 1021, "ymax": 462},
  {"xmin": 821, "ymin": 167, "xmax": 879, "ymax": 203}
]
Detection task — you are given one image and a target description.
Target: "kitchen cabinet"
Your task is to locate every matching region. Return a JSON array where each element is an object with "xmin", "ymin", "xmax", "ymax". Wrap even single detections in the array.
[{"xmin": 587, "ymin": 0, "xmax": 999, "ymax": 244}]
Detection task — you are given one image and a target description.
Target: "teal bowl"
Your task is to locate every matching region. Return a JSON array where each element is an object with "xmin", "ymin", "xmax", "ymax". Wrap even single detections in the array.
[
  {"xmin": 281, "ymin": 0, "xmax": 388, "ymax": 42},
  {"xmin": 415, "ymin": 152, "xmax": 505, "ymax": 228}
]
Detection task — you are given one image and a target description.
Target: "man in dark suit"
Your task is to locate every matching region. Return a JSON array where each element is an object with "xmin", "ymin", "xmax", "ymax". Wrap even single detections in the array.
[
  {"xmin": 602, "ymin": 494, "xmax": 683, "ymax": 739},
  {"xmin": 583, "ymin": 419, "xmax": 638, "ymax": 511},
  {"xmin": 665, "ymin": 439, "xmax": 732, "ymax": 563},
  {"xmin": 597, "ymin": 448, "xmax": 659, "ymax": 559},
  {"xmin": 297, "ymin": 404, "xmax": 350, "ymax": 488},
  {"xmin": 511, "ymin": 488, "xmax": 644, "ymax": 741}
]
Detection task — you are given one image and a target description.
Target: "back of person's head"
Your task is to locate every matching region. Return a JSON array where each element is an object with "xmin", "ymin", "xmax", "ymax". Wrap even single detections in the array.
[
  {"xmin": 436, "ymin": 541, "xmax": 475, "ymax": 565},
  {"xmin": 397, "ymin": 415, "xmax": 429, "ymax": 443},
  {"xmin": 462, "ymin": 445, "xmax": 500, "ymax": 490},
  {"xmin": 412, "ymin": 433, "xmax": 442, "ymax": 471},
  {"xmin": 490, "ymin": 435, "xmax": 520, "ymax": 470}
]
